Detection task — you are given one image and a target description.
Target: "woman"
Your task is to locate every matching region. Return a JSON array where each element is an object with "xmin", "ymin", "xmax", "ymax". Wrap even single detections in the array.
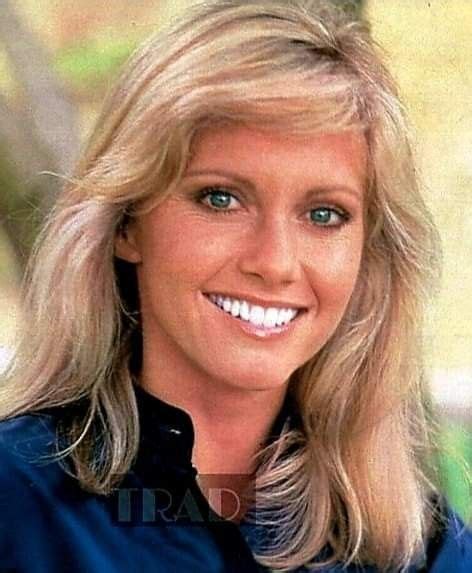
[{"xmin": 0, "ymin": 1, "xmax": 470, "ymax": 571}]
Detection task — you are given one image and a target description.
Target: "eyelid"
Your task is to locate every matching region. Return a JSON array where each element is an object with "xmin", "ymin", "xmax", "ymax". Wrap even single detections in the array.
[
  {"xmin": 307, "ymin": 205, "xmax": 351, "ymax": 227},
  {"xmin": 196, "ymin": 186, "xmax": 242, "ymax": 211},
  {"xmin": 198, "ymin": 186, "xmax": 240, "ymax": 199}
]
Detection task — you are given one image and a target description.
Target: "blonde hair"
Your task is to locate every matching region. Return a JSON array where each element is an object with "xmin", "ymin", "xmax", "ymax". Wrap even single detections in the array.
[{"xmin": 1, "ymin": 1, "xmax": 441, "ymax": 570}]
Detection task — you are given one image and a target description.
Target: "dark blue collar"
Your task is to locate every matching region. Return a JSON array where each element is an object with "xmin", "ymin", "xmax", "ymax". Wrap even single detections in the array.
[
  {"xmin": 132, "ymin": 383, "xmax": 298, "ymax": 487},
  {"xmin": 132, "ymin": 384, "xmax": 197, "ymax": 489}
]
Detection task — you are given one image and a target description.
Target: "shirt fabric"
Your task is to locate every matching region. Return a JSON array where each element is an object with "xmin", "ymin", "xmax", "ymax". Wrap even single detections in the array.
[{"xmin": 0, "ymin": 384, "xmax": 471, "ymax": 572}]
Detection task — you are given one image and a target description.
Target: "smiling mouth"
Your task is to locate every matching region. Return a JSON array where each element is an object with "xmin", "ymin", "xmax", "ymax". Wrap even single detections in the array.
[{"xmin": 204, "ymin": 293, "xmax": 305, "ymax": 329}]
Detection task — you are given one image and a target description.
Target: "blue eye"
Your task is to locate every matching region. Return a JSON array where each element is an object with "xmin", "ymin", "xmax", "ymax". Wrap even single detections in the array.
[
  {"xmin": 309, "ymin": 207, "xmax": 347, "ymax": 227},
  {"xmin": 200, "ymin": 189, "xmax": 239, "ymax": 211}
]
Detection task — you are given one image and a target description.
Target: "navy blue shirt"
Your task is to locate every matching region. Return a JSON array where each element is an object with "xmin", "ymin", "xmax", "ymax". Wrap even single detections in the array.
[{"xmin": 0, "ymin": 385, "xmax": 471, "ymax": 572}]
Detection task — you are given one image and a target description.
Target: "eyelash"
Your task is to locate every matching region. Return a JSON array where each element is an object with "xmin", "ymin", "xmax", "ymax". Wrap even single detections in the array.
[
  {"xmin": 196, "ymin": 188, "xmax": 351, "ymax": 227},
  {"xmin": 197, "ymin": 187, "xmax": 240, "ymax": 213}
]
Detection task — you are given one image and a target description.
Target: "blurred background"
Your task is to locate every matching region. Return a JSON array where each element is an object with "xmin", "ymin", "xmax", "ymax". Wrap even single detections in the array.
[{"xmin": 0, "ymin": 1, "xmax": 470, "ymax": 520}]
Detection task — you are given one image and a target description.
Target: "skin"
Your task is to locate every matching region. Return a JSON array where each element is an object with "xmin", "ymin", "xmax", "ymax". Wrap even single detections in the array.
[{"xmin": 116, "ymin": 124, "xmax": 367, "ymax": 517}]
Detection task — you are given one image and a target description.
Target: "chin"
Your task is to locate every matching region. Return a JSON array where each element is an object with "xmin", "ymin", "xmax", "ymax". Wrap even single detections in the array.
[{"xmin": 205, "ymin": 361, "xmax": 295, "ymax": 393}]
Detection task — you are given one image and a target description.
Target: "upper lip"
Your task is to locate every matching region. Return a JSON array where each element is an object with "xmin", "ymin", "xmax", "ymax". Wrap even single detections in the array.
[{"xmin": 203, "ymin": 291, "xmax": 309, "ymax": 310}]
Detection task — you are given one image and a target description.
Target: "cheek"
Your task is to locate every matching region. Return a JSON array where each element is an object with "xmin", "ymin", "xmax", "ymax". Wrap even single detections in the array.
[
  {"xmin": 307, "ymin": 236, "xmax": 363, "ymax": 309},
  {"xmin": 330, "ymin": 245, "xmax": 363, "ymax": 284},
  {"xmin": 137, "ymin": 212, "xmax": 237, "ymax": 290}
]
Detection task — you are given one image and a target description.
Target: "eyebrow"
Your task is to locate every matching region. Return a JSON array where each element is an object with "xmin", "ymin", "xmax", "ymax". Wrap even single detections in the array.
[
  {"xmin": 185, "ymin": 169, "xmax": 256, "ymax": 191},
  {"xmin": 184, "ymin": 168, "xmax": 364, "ymax": 201}
]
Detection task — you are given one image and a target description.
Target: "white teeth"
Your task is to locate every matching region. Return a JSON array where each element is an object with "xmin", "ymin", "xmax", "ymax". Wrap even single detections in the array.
[
  {"xmin": 282, "ymin": 308, "xmax": 297, "ymax": 325},
  {"xmin": 208, "ymin": 294, "xmax": 300, "ymax": 328},
  {"xmin": 249, "ymin": 305, "xmax": 265, "ymax": 326},
  {"xmin": 263, "ymin": 308, "xmax": 279, "ymax": 328},
  {"xmin": 230, "ymin": 300, "xmax": 240, "ymax": 317},
  {"xmin": 281, "ymin": 309, "xmax": 291, "ymax": 325},
  {"xmin": 276, "ymin": 309, "xmax": 286, "ymax": 326},
  {"xmin": 240, "ymin": 301, "xmax": 250, "ymax": 321}
]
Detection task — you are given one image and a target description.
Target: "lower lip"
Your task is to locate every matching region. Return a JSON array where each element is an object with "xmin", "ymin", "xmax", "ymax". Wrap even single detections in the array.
[{"xmin": 203, "ymin": 295, "xmax": 301, "ymax": 340}]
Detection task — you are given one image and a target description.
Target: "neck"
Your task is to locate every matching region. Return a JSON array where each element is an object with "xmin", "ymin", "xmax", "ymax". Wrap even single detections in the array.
[
  {"xmin": 139, "ymin": 338, "xmax": 288, "ymax": 477},
  {"xmin": 140, "ymin": 369, "xmax": 286, "ymax": 522},
  {"xmin": 138, "ymin": 325, "xmax": 289, "ymax": 522},
  {"xmin": 140, "ymin": 367, "xmax": 286, "ymax": 477}
]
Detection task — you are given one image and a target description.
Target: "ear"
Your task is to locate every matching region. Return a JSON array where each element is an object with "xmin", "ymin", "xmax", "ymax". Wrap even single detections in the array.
[{"xmin": 114, "ymin": 223, "xmax": 142, "ymax": 264}]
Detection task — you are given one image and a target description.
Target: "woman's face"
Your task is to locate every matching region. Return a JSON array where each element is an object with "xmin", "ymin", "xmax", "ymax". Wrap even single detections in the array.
[{"xmin": 117, "ymin": 124, "xmax": 366, "ymax": 392}]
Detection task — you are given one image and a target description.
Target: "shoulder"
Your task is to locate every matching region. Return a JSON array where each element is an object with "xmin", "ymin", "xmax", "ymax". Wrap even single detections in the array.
[
  {"xmin": 0, "ymin": 412, "xmax": 65, "ymax": 493},
  {"xmin": 0, "ymin": 412, "xmax": 77, "ymax": 554},
  {"xmin": 425, "ymin": 506, "xmax": 472, "ymax": 572},
  {"xmin": 0, "ymin": 410, "xmax": 56, "ymax": 439},
  {"xmin": 0, "ymin": 411, "xmax": 58, "ymax": 459}
]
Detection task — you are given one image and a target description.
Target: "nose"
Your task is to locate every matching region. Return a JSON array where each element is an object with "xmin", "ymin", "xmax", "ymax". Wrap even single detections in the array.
[{"xmin": 237, "ymin": 216, "xmax": 300, "ymax": 287}]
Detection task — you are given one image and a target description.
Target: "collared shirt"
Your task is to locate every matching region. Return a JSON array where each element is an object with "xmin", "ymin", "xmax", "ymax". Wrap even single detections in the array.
[{"xmin": 0, "ymin": 385, "xmax": 471, "ymax": 572}]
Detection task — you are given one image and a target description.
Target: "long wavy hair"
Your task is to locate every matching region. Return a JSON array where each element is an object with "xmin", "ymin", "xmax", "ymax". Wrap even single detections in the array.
[{"xmin": 1, "ymin": 1, "xmax": 441, "ymax": 570}]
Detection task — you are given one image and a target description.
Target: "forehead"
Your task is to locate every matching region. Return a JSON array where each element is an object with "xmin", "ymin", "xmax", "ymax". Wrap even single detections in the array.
[{"xmin": 187, "ymin": 124, "xmax": 368, "ymax": 194}]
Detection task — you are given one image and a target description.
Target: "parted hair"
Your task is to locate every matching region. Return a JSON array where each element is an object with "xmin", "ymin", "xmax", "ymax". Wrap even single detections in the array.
[{"xmin": 1, "ymin": 1, "xmax": 441, "ymax": 570}]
